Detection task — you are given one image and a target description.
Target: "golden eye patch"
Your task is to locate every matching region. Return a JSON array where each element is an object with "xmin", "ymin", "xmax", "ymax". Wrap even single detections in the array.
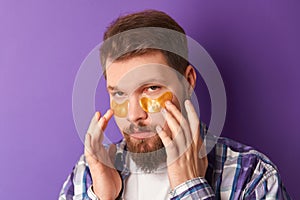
[
  {"xmin": 111, "ymin": 91, "xmax": 173, "ymax": 117},
  {"xmin": 111, "ymin": 100, "xmax": 129, "ymax": 118},
  {"xmin": 139, "ymin": 91, "xmax": 173, "ymax": 113}
]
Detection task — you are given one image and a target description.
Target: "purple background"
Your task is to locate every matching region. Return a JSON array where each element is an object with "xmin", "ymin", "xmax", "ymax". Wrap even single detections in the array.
[{"xmin": 0, "ymin": 1, "xmax": 299, "ymax": 199}]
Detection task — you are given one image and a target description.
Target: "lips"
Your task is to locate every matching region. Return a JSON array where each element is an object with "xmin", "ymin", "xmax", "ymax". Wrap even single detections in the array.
[{"xmin": 129, "ymin": 131, "xmax": 157, "ymax": 139}]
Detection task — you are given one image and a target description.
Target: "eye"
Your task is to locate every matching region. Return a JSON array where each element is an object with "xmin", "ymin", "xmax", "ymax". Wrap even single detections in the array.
[
  {"xmin": 112, "ymin": 91, "xmax": 125, "ymax": 97},
  {"xmin": 145, "ymin": 85, "xmax": 161, "ymax": 93}
]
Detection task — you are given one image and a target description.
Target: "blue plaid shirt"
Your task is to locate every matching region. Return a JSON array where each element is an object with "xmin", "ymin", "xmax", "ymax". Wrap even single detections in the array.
[{"xmin": 59, "ymin": 122, "xmax": 291, "ymax": 199}]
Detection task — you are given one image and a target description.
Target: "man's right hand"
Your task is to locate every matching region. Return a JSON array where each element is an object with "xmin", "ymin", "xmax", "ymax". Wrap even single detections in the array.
[{"xmin": 84, "ymin": 110, "xmax": 122, "ymax": 200}]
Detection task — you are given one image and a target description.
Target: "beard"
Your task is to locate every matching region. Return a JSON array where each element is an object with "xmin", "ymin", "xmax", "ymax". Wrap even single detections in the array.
[{"xmin": 123, "ymin": 123, "xmax": 167, "ymax": 173}]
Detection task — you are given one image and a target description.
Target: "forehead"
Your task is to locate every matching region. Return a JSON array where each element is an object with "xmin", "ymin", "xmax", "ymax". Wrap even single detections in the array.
[{"xmin": 106, "ymin": 52, "xmax": 176, "ymax": 87}]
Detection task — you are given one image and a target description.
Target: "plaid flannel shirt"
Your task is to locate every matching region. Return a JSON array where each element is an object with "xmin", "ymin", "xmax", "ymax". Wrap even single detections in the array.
[{"xmin": 59, "ymin": 122, "xmax": 291, "ymax": 199}]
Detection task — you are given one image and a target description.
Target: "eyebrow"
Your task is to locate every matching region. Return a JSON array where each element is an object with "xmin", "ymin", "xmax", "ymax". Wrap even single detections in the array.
[
  {"xmin": 107, "ymin": 85, "xmax": 120, "ymax": 92},
  {"xmin": 138, "ymin": 78, "xmax": 168, "ymax": 85},
  {"xmin": 107, "ymin": 78, "xmax": 168, "ymax": 92}
]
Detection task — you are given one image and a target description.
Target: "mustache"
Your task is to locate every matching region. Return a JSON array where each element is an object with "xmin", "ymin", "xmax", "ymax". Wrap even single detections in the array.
[{"xmin": 123, "ymin": 123, "xmax": 157, "ymax": 134}]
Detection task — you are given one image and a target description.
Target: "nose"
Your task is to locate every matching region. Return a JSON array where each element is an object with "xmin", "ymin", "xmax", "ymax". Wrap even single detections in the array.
[{"xmin": 127, "ymin": 96, "xmax": 148, "ymax": 123}]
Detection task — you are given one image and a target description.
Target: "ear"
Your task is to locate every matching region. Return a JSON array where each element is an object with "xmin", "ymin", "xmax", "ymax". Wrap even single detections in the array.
[{"xmin": 184, "ymin": 65, "xmax": 197, "ymax": 96}]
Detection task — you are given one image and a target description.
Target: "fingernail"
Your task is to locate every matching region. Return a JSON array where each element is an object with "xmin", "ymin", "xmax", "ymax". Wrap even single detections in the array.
[
  {"xmin": 156, "ymin": 125, "xmax": 162, "ymax": 133},
  {"xmin": 185, "ymin": 99, "xmax": 192, "ymax": 107},
  {"xmin": 165, "ymin": 100, "xmax": 171, "ymax": 106},
  {"xmin": 99, "ymin": 117, "xmax": 105, "ymax": 123},
  {"xmin": 161, "ymin": 108, "xmax": 166, "ymax": 116},
  {"xmin": 95, "ymin": 112, "xmax": 100, "ymax": 120}
]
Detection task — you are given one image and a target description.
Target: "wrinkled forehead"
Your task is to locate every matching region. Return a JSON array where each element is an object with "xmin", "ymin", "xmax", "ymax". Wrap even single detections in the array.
[{"xmin": 107, "ymin": 63, "xmax": 181, "ymax": 93}]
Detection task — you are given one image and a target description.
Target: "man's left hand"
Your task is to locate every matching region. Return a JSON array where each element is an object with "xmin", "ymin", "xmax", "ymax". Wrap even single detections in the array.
[{"xmin": 156, "ymin": 99, "xmax": 208, "ymax": 189}]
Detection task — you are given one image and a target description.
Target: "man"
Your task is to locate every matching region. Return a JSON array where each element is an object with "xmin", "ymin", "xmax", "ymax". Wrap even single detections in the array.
[{"xmin": 60, "ymin": 10, "xmax": 290, "ymax": 199}]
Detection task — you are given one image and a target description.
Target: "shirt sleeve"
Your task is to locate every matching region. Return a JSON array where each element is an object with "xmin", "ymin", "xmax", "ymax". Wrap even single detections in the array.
[
  {"xmin": 59, "ymin": 155, "xmax": 93, "ymax": 200},
  {"xmin": 169, "ymin": 177, "xmax": 215, "ymax": 200},
  {"xmin": 243, "ymin": 171, "xmax": 291, "ymax": 200},
  {"xmin": 87, "ymin": 185, "xmax": 99, "ymax": 200}
]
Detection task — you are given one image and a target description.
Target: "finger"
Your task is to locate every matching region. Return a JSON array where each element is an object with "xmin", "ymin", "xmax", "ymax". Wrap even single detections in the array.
[
  {"xmin": 161, "ymin": 108, "xmax": 189, "ymax": 155},
  {"xmin": 84, "ymin": 133, "xmax": 99, "ymax": 162},
  {"xmin": 100, "ymin": 109, "xmax": 114, "ymax": 130},
  {"xmin": 165, "ymin": 101, "xmax": 192, "ymax": 143},
  {"xmin": 198, "ymin": 143, "xmax": 207, "ymax": 159},
  {"xmin": 164, "ymin": 101, "xmax": 184, "ymax": 122},
  {"xmin": 185, "ymin": 100, "xmax": 200, "ymax": 143},
  {"xmin": 87, "ymin": 111, "xmax": 101, "ymax": 134},
  {"xmin": 161, "ymin": 108, "xmax": 184, "ymax": 141},
  {"xmin": 85, "ymin": 133, "xmax": 103, "ymax": 161},
  {"xmin": 94, "ymin": 111, "xmax": 101, "ymax": 121},
  {"xmin": 156, "ymin": 125, "xmax": 177, "ymax": 162},
  {"xmin": 91, "ymin": 115, "xmax": 105, "ymax": 136},
  {"xmin": 185, "ymin": 100, "xmax": 203, "ymax": 162},
  {"xmin": 156, "ymin": 125, "xmax": 172, "ymax": 147},
  {"xmin": 91, "ymin": 109, "xmax": 114, "ymax": 143}
]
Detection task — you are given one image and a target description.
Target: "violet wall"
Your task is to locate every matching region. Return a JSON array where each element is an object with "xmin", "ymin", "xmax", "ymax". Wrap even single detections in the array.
[{"xmin": 0, "ymin": 0, "xmax": 299, "ymax": 199}]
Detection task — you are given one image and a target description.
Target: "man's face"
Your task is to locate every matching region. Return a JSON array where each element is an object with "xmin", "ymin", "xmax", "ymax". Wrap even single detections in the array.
[{"xmin": 106, "ymin": 51, "xmax": 189, "ymax": 156}]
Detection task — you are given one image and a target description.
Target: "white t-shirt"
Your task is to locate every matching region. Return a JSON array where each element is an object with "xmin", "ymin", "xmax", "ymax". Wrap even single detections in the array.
[{"xmin": 123, "ymin": 157, "xmax": 171, "ymax": 200}]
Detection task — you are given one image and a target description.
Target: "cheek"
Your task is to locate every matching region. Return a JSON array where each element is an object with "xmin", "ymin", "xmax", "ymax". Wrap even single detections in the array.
[
  {"xmin": 169, "ymin": 79, "xmax": 189, "ymax": 107},
  {"xmin": 147, "ymin": 112, "xmax": 166, "ymax": 127},
  {"xmin": 172, "ymin": 96, "xmax": 182, "ymax": 112},
  {"xmin": 114, "ymin": 116, "xmax": 130, "ymax": 136}
]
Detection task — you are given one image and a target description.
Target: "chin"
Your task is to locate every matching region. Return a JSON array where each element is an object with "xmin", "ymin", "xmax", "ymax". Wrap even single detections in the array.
[{"xmin": 124, "ymin": 135, "xmax": 167, "ymax": 173}]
